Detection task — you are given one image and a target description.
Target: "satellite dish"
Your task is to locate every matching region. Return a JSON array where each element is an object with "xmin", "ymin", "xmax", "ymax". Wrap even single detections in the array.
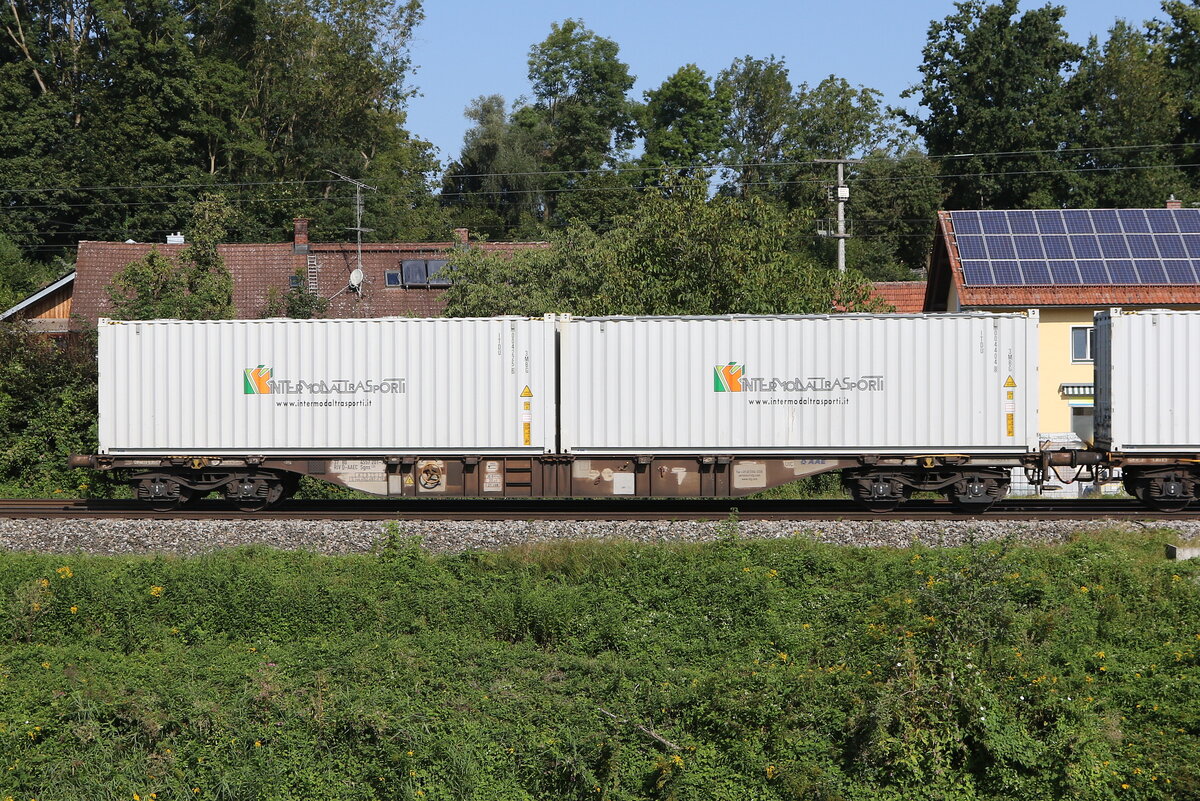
[{"xmin": 349, "ymin": 268, "xmax": 364, "ymax": 290}]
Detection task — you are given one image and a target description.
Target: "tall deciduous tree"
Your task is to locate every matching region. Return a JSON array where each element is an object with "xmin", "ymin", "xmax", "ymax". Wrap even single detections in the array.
[
  {"xmin": 1069, "ymin": 20, "xmax": 1184, "ymax": 207},
  {"xmin": 525, "ymin": 19, "xmax": 637, "ymax": 175},
  {"xmin": 844, "ymin": 151, "xmax": 945, "ymax": 280},
  {"xmin": 902, "ymin": 0, "xmax": 1082, "ymax": 209},
  {"xmin": 716, "ymin": 55, "xmax": 797, "ymax": 199},
  {"xmin": 441, "ymin": 95, "xmax": 548, "ymax": 237},
  {"xmin": 641, "ymin": 65, "xmax": 730, "ymax": 174},
  {"xmin": 1158, "ymin": 0, "xmax": 1200, "ymax": 192}
]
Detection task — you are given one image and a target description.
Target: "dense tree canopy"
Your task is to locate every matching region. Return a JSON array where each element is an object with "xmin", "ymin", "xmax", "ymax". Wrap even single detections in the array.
[
  {"xmin": 901, "ymin": 0, "xmax": 1084, "ymax": 209},
  {"xmin": 0, "ymin": 0, "xmax": 440, "ymax": 253}
]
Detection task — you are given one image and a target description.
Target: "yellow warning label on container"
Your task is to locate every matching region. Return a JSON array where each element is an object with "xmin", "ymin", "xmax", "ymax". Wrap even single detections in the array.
[
  {"xmin": 1006, "ymin": 413, "xmax": 1015, "ymax": 437},
  {"xmin": 1004, "ymin": 375, "xmax": 1017, "ymax": 388},
  {"xmin": 523, "ymin": 422, "xmax": 531, "ymax": 446},
  {"xmin": 523, "ymin": 401, "xmax": 531, "ymax": 410},
  {"xmin": 520, "ymin": 386, "xmax": 533, "ymax": 397},
  {"xmin": 1007, "ymin": 390, "xmax": 1014, "ymax": 400}
]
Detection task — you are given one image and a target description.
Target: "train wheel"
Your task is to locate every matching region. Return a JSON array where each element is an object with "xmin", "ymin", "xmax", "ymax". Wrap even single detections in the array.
[
  {"xmin": 227, "ymin": 476, "xmax": 286, "ymax": 512},
  {"xmin": 1128, "ymin": 475, "xmax": 1192, "ymax": 513},
  {"xmin": 138, "ymin": 477, "xmax": 193, "ymax": 512},
  {"xmin": 944, "ymin": 473, "xmax": 1008, "ymax": 514},
  {"xmin": 845, "ymin": 473, "xmax": 911, "ymax": 513}
]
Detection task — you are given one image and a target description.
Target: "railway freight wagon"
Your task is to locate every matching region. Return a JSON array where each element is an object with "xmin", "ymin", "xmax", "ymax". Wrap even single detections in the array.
[
  {"xmin": 75, "ymin": 312, "xmax": 1042, "ymax": 511},
  {"xmin": 1095, "ymin": 309, "xmax": 1200, "ymax": 510}
]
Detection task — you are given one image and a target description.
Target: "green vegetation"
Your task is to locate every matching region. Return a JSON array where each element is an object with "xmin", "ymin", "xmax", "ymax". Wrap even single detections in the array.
[
  {"xmin": 107, "ymin": 195, "xmax": 237, "ymax": 321},
  {"xmin": 443, "ymin": 175, "xmax": 886, "ymax": 318},
  {"xmin": 0, "ymin": 326, "xmax": 114, "ymax": 498},
  {"xmin": 1, "ymin": 527, "xmax": 1197, "ymax": 799}
]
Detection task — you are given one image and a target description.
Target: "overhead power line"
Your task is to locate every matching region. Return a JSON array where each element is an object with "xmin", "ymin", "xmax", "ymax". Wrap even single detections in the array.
[{"xmin": 1, "ymin": 141, "xmax": 1197, "ymax": 195}]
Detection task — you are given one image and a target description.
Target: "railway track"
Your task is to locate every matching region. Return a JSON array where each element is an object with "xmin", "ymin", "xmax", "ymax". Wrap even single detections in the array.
[{"xmin": 1, "ymin": 497, "xmax": 1196, "ymax": 522}]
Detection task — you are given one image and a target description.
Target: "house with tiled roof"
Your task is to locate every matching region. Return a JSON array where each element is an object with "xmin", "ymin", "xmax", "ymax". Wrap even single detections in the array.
[
  {"xmin": 4, "ymin": 221, "xmax": 549, "ymax": 331},
  {"xmin": 925, "ymin": 200, "xmax": 1200, "ymax": 442}
]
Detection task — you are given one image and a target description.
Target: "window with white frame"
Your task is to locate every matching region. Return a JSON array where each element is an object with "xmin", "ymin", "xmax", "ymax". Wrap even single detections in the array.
[{"xmin": 1070, "ymin": 326, "xmax": 1095, "ymax": 362}]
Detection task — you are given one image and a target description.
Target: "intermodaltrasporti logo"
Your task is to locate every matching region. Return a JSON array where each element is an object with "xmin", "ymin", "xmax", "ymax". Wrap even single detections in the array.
[
  {"xmin": 713, "ymin": 362, "xmax": 886, "ymax": 396},
  {"xmin": 243, "ymin": 365, "xmax": 406, "ymax": 396}
]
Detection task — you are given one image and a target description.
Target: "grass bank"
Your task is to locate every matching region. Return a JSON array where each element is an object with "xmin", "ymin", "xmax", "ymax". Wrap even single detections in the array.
[{"xmin": 0, "ymin": 525, "xmax": 1197, "ymax": 800}]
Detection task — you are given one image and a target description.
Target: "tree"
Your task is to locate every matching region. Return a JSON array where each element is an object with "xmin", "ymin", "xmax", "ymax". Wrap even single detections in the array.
[
  {"xmin": 902, "ymin": 0, "xmax": 1083, "ymax": 209},
  {"xmin": 525, "ymin": 19, "xmax": 638, "ymax": 175},
  {"xmin": 262, "ymin": 271, "xmax": 329, "ymax": 318},
  {"xmin": 1157, "ymin": 1, "xmax": 1200, "ymax": 194},
  {"xmin": 0, "ymin": 323, "xmax": 104, "ymax": 495},
  {"xmin": 1069, "ymin": 20, "xmax": 1184, "ymax": 207},
  {"xmin": 844, "ymin": 151, "xmax": 945, "ymax": 280},
  {"xmin": 641, "ymin": 65, "xmax": 730, "ymax": 174},
  {"xmin": 716, "ymin": 56, "xmax": 797, "ymax": 199},
  {"xmin": 0, "ymin": 232, "xmax": 59, "ymax": 311},
  {"xmin": 441, "ymin": 95, "xmax": 549, "ymax": 237},
  {"xmin": 106, "ymin": 194, "xmax": 235, "ymax": 320},
  {"xmin": 442, "ymin": 175, "xmax": 883, "ymax": 318},
  {"xmin": 0, "ymin": 0, "xmax": 439, "ymax": 252}
]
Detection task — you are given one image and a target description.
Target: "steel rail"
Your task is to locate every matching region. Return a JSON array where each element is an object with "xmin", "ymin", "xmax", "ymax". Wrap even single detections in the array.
[{"xmin": 1, "ymin": 497, "xmax": 1196, "ymax": 522}]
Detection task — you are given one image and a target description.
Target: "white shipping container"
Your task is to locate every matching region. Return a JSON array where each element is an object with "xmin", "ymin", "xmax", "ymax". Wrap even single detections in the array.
[
  {"xmin": 559, "ymin": 313, "xmax": 1039, "ymax": 454},
  {"xmin": 1095, "ymin": 309, "xmax": 1200, "ymax": 452},
  {"xmin": 98, "ymin": 317, "xmax": 556, "ymax": 455}
]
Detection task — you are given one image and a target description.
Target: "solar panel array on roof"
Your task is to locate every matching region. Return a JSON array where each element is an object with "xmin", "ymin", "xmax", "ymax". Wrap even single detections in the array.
[{"xmin": 950, "ymin": 209, "xmax": 1200, "ymax": 286}]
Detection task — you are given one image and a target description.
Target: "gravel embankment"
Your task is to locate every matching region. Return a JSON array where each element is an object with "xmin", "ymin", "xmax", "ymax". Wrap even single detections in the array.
[{"xmin": 0, "ymin": 518, "xmax": 1194, "ymax": 557}]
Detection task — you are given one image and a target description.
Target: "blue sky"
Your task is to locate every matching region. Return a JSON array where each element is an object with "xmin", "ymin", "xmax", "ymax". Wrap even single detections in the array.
[{"xmin": 404, "ymin": 0, "xmax": 1169, "ymax": 167}]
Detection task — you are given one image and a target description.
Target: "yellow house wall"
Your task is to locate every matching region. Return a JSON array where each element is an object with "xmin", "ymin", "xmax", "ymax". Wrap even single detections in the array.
[{"xmin": 1032, "ymin": 308, "xmax": 1098, "ymax": 434}]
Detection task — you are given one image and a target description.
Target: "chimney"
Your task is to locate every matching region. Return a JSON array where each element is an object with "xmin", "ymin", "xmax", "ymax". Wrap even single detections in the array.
[
  {"xmin": 293, "ymin": 218, "xmax": 310, "ymax": 254},
  {"xmin": 1167, "ymin": 195, "xmax": 1182, "ymax": 210},
  {"xmin": 452, "ymin": 227, "xmax": 469, "ymax": 245},
  {"xmin": 166, "ymin": 232, "xmax": 185, "ymax": 244}
]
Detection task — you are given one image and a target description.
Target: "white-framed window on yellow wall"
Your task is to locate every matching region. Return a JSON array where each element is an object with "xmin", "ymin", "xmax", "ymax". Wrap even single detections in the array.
[{"xmin": 1071, "ymin": 325, "xmax": 1095, "ymax": 363}]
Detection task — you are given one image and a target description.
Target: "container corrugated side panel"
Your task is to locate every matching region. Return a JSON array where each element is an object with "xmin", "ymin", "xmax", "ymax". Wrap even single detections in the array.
[
  {"xmin": 98, "ymin": 317, "xmax": 555, "ymax": 455},
  {"xmin": 559, "ymin": 314, "xmax": 1038, "ymax": 454},
  {"xmin": 1097, "ymin": 310, "xmax": 1200, "ymax": 452}
]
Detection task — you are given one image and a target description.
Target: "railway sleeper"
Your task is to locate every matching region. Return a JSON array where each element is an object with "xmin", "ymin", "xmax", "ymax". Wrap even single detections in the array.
[{"xmin": 843, "ymin": 468, "xmax": 1011, "ymax": 513}]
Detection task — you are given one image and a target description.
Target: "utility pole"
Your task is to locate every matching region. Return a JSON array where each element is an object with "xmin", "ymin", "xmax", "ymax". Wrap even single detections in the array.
[
  {"xmin": 326, "ymin": 170, "xmax": 377, "ymax": 290},
  {"xmin": 815, "ymin": 158, "xmax": 862, "ymax": 273}
]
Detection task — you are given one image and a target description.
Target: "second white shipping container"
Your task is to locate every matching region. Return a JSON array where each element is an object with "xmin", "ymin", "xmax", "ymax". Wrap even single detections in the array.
[{"xmin": 559, "ymin": 313, "xmax": 1039, "ymax": 455}]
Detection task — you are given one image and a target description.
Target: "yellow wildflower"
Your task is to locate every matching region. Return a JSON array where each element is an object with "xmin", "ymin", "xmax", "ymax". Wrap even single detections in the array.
[
  {"xmin": 56, "ymin": 567, "xmax": 73, "ymax": 579},
  {"xmin": 36, "ymin": 578, "xmax": 49, "ymax": 589},
  {"xmin": 149, "ymin": 586, "xmax": 164, "ymax": 597}
]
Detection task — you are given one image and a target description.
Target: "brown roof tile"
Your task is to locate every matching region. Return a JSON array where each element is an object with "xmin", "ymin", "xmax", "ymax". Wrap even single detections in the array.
[{"xmin": 869, "ymin": 281, "xmax": 928, "ymax": 313}]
